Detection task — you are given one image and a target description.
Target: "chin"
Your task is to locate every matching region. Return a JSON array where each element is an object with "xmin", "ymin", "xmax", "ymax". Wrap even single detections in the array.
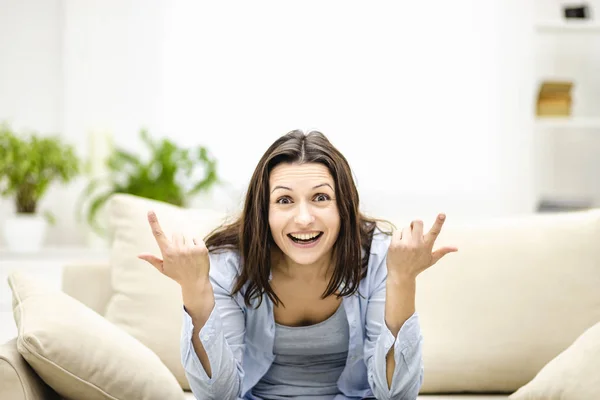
[{"xmin": 286, "ymin": 253, "xmax": 323, "ymax": 266}]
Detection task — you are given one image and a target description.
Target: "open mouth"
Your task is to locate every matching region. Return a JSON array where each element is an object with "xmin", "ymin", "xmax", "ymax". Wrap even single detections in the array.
[{"xmin": 287, "ymin": 232, "xmax": 323, "ymax": 245}]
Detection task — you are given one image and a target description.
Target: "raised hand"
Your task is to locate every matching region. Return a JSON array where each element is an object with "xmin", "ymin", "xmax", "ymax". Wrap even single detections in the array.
[
  {"xmin": 137, "ymin": 210, "xmax": 211, "ymax": 287},
  {"xmin": 386, "ymin": 213, "xmax": 458, "ymax": 280}
]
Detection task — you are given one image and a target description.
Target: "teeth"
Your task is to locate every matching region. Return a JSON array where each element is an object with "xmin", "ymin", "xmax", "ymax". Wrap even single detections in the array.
[{"xmin": 290, "ymin": 232, "xmax": 320, "ymax": 240}]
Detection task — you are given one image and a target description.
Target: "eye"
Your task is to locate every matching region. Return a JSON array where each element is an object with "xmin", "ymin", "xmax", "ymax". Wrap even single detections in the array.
[
  {"xmin": 314, "ymin": 193, "xmax": 331, "ymax": 202},
  {"xmin": 276, "ymin": 196, "xmax": 293, "ymax": 205}
]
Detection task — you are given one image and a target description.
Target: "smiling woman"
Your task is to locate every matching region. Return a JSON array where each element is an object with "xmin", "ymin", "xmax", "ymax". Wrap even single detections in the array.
[{"xmin": 138, "ymin": 129, "xmax": 458, "ymax": 400}]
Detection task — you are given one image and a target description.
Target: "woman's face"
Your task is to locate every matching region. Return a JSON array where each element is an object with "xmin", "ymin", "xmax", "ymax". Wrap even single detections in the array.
[{"xmin": 268, "ymin": 162, "xmax": 340, "ymax": 267}]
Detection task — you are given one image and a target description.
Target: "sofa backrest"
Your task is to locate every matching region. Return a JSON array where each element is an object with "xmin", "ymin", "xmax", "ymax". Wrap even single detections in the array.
[
  {"xmin": 62, "ymin": 263, "xmax": 112, "ymax": 316},
  {"xmin": 407, "ymin": 208, "xmax": 600, "ymax": 393},
  {"xmin": 61, "ymin": 208, "xmax": 600, "ymax": 394}
]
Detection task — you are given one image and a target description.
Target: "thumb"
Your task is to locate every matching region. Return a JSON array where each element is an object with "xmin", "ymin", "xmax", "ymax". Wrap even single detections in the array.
[
  {"xmin": 431, "ymin": 246, "xmax": 458, "ymax": 265},
  {"xmin": 138, "ymin": 253, "xmax": 164, "ymax": 273}
]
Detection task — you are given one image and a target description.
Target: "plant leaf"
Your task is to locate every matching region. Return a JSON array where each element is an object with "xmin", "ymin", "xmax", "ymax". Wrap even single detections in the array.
[{"xmin": 86, "ymin": 191, "xmax": 115, "ymax": 236}]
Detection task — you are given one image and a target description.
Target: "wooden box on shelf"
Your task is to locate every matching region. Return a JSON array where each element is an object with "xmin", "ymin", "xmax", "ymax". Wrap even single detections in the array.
[{"xmin": 536, "ymin": 81, "xmax": 573, "ymax": 117}]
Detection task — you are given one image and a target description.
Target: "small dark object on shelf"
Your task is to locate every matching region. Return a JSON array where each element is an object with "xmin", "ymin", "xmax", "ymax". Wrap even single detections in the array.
[
  {"xmin": 537, "ymin": 198, "xmax": 593, "ymax": 213},
  {"xmin": 563, "ymin": 4, "xmax": 590, "ymax": 19}
]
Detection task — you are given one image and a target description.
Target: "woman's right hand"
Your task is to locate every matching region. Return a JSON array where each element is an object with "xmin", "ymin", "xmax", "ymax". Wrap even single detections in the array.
[{"xmin": 138, "ymin": 210, "xmax": 211, "ymax": 289}]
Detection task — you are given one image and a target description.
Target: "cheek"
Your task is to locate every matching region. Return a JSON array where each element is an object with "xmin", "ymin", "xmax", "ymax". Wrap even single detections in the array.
[
  {"xmin": 321, "ymin": 206, "xmax": 341, "ymax": 231},
  {"xmin": 268, "ymin": 208, "xmax": 284, "ymax": 231},
  {"xmin": 331, "ymin": 216, "xmax": 341, "ymax": 235}
]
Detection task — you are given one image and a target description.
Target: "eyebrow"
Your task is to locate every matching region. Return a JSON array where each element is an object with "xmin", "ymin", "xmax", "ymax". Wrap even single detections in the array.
[{"xmin": 271, "ymin": 183, "xmax": 334, "ymax": 194}]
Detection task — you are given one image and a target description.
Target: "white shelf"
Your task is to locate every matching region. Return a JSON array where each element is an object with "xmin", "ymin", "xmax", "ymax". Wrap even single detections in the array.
[
  {"xmin": 535, "ymin": 117, "xmax": 600, "ymax": 129},
  {"xmin": 536, "ymin": 20, "xmax": 600, "ymax": 33}
]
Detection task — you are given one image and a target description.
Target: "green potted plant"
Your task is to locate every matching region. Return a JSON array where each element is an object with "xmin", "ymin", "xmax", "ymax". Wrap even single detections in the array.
[
  {"xmin": 0, "ymin": 122, "xmax": 80, "ymax": 252},
  {"xmin": 78, "ymin": 128, "xmax": 220, "ymax": 235}
]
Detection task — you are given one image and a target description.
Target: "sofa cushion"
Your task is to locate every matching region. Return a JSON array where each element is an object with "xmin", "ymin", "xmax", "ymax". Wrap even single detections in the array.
[
  {"xmin": 400, "ymin": 209, "xmax": 600, "ymax": 393},
  {"xmin": 103, "ymin": 194, "xmax": 226, "ymax": 390},
  {"xmin": 508, "ymin": 319, "xmax": 600, "ymax": 399},
  {"xmin": 8, "ymin": 271, "xmax": 185, "ymax": 400},
  {"xmin": 417, "ymin": 397, "xmax": 509, "ymax": 400}
]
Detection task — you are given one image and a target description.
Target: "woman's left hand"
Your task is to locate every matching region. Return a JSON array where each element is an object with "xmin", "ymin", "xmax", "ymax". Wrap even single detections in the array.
[{"xmin": 386, "ymin": 213, "xmax": 458, "ymax": 280}]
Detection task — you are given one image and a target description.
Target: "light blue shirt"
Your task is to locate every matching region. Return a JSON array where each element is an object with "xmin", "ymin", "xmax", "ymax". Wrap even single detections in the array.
[{"xmin": 181, "ymin": 230, "xmax": 424, "ymax": 400}]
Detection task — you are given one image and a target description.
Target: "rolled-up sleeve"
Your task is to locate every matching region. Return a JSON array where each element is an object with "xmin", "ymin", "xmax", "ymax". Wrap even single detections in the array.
[
  {"xmin": 363, "ymin": 250, "xmax": 424, "ymax": 400},
  {"xmin": 180, "ymin": 251, "xmax": 246, "ymax": 400}
]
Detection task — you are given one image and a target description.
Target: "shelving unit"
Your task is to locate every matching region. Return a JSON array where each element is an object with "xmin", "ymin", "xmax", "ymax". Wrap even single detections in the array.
[
  {"xmin": 535, "ymin": 20, "xmax": 600, "ymax": 32},
  {"xmin": 533, "ymin": 8, "xmax": 600, "ymax": 211},
  {"xmin": 535, "ymin": 117, "xmax": 600, "ymax": 129}
]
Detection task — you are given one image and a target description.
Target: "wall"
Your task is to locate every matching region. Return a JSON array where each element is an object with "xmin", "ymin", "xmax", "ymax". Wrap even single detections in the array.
[
  {"xmin": 59, "ymin": 0, "xmax": 167, "ymax": 245},
  {"xmin": 1, "ymin": 0, "xmax": 543, "ymax": 247},
  {"xmin": 0, "ymin": 0, "xmax": 64, "ymax": 232},
  {"xmin": 160, "ymin": 0, "xmax": 537, "ymax": 224}
]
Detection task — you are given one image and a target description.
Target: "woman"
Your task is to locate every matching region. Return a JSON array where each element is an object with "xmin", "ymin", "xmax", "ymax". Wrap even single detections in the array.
[{"xmin": 138, "ymin": 130, "xmax": 457, "ymax": 400}]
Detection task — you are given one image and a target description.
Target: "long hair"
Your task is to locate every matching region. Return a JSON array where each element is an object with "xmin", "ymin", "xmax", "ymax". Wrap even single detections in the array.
[{"xmin": 205, "ymin": 130, "xmax": 392, "ymax": 307}]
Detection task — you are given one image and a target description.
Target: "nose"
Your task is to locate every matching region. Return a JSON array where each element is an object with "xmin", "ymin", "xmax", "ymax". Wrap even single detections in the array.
[{"xmin": 294, "ymin": 202, "xmax": 315, "ymax": 226}]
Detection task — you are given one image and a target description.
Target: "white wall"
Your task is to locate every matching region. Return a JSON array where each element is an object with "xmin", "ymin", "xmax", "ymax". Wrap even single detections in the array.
[
  {"xmin": 1, "ymin": 0, "xmax": 547, "ymax": 247},
  {"xmin": 0, "ymin": 0, "xmax": 64, "ymax": 242},
  {"xmin": 161, "ymin": 0, "xmax": 537, "ymax": 222},
  {"xmin": 62, "ymin": 0, "xmax": 166, "ymax": 150},
  {"xmin": 0, "ymin": 0, "xmax": 63, "ymax": 133},
  {"xmin": 57, "ymin": 0, "xmax": 168, "ymax": 246}
]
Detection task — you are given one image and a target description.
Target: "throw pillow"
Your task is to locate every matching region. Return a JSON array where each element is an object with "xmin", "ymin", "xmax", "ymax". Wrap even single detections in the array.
[
  {"xmin": 103, "ymin": 193, "xmax": 227, "ymax": 390},
  {"xmin": 509, "ymin": 320, "xmax": 600, "ymax": 399},
  {"xmin": 9, "ymin": 271, "xmax": 184, "ymax": 400}
]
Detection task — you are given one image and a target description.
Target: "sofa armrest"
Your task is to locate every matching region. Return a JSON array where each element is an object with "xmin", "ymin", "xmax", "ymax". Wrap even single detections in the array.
[{"xmin": 0, "ymin": 338, "xmax": 60, "ymax": 400}]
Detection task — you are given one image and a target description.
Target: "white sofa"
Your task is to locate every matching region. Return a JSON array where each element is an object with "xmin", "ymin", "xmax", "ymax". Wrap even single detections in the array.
[
  {"xmin": 1, "ymin": 262, "xmax": 508, "ymax": 400},
  {"xmin": 1, "ymin": 194, "xmax": 599, "ymax": 399}
]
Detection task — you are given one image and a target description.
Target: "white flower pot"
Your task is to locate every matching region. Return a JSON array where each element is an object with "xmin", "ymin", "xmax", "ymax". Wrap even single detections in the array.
[{"xmin": 3, "ymin": 214, "xmax": 48, "ymax": 253}]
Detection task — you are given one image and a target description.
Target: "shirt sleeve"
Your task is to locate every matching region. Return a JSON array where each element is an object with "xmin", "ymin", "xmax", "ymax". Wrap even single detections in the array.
[
  {"xmin": 180, "ymin": 251, "xmax": 246, "ymax": 400},
  {"xmin": 363, "ymin": 241, "xmax": 424, "ymax": 400}
]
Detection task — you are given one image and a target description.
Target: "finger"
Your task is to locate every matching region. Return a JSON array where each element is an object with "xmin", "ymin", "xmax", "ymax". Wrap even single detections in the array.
[
  {"xmin": 137, "ymin": 253, "xmax": 164, "ymax": 273},
  {"xmin": 391, "ymin": 229, "xmax": 402, "ymax": 243},
  {"xmin": 148, "ymin": 211, "xmax": 169, "ymax": 250},
  {"xmin": 431, "ymin": 246, "xmax": 458, "ymax": 265},
  {"xmin": 401, "ymin": 226, "xmax": 412, "ymax": 243},
  {"xmin": 411, "ymin": 219, "xmax": 424, "ymax": 239},
  {"xmin": 172, "ymin": 233, "xmax": 184, "ymax": 248},
  {"xmin": 425, "ymin": 213, "xmax": 446, "ymax": 245},
  {"xmin": 185, "ymin": 236, "xmax": 200, "ymax": 249}
]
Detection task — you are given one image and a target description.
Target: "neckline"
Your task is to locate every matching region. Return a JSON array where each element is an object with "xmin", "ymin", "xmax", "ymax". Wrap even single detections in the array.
[{"xmin": 275, "ymin": 302, "xmax": 345, "ymax": 330}]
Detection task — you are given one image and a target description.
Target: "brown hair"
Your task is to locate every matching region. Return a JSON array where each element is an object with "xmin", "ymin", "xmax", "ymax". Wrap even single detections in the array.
[{"xmin": 205, "ymin": 130, "xmax": 392, "ymax": 307}]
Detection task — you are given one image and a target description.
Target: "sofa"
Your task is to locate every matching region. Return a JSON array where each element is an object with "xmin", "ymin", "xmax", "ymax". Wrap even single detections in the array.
[{"xmin": 1, "ymin": 193, "xmax": 599, "ymax": 400}]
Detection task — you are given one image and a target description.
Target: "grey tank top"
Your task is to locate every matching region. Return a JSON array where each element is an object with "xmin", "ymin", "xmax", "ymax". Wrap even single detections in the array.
[{"xmin": 251, "ymin": 302, "xmax": 350, "ymax": 400}]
